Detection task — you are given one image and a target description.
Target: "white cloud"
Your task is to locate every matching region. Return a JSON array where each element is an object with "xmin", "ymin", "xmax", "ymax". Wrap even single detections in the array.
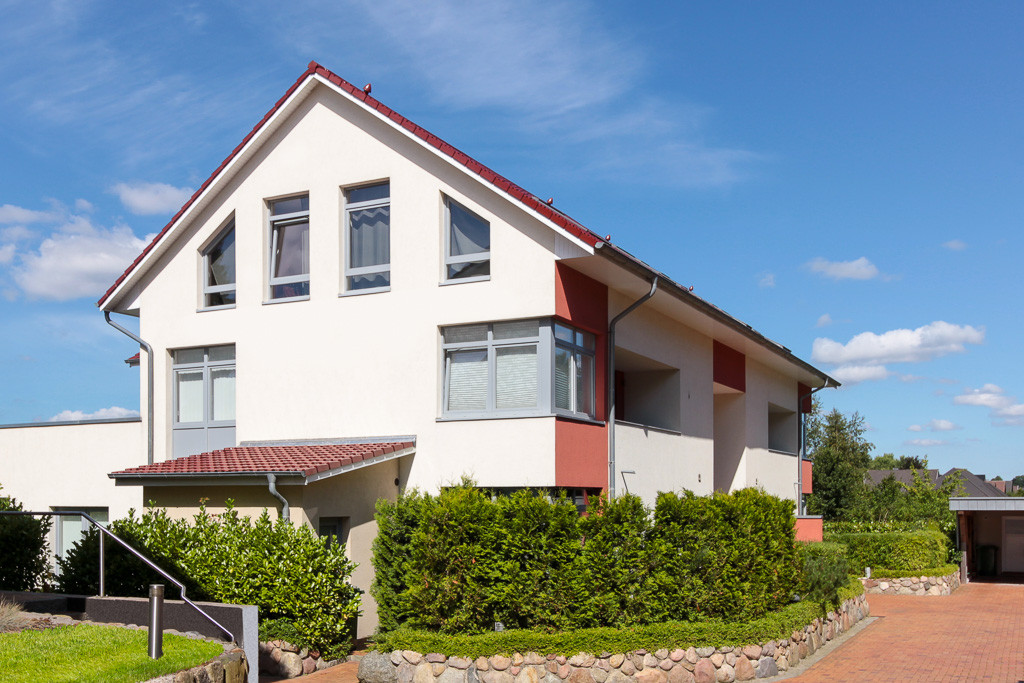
[
  {"xmin": 908, "ymin": 424, "xmax": 923, "ymax": 432},
  {"xmin": 111, "ymin": 182, "xmax": 193, "ymax": 215},
  {"xmin": 816, "ymin": 313, "xmax": 833, "ymax": 328},
  {"xmin": 806, "ymin": 256, "xmax": 880, "ymax": 281},
  {"xmin": 909, "ymin": 419, "xmax": 960, "ymax": 432},
  {"xmin": 49, "ymin": 406, "xmax": 140, "ymax": 422},
  {"xmin": 0, "ymin": 204, "xmax": 57, "ymax": 224},
  {"xmin": 813, "ymin": 321, "xmax": 984, "ymax": 366},
  {"xmin": 12, "ymin": 217, "xmax": 151, "ymax": 300},
  {"xmin": 1, "ymin": 225, "xmax": 34, "ymax": 241},
  {"xmin": 954, "ymin": 384, "xmax": 1024, "ymax": 426},
  {"xmin": 831, "ymin": 365, "xmax": 890, "ymax": 385},
  {"xmin": 905, "ymin": 438, "xmax": 947, "ymax": 447},
  {"xmin": 759, "ymin": 273, "xmax": 775, "ymax": 288},
  {"xmin": 74, "ymin": 198, "xmax": 95, "ymax": 213},
  {"xmin": 943, "ymin": 239, "xmax": 966, "ymax": 251},
  {"xmin": 0, "ymin": 244, "xmax": 14, "ymax": 265}
]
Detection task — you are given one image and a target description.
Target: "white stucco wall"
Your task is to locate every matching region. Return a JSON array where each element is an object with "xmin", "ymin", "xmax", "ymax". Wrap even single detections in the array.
[
  {"xmin": 742, "ymin": 358, "xmax": 801, "ymax": 501},
  {"xmin": 614, "ymin": 423, "xmax": 711, "ymax": 503}
]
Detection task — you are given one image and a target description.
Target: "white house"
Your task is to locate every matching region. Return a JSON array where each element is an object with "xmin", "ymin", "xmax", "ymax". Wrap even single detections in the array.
[{"xmin": 0, "ymin": 62, "xmax": 835, "ymax": 636}]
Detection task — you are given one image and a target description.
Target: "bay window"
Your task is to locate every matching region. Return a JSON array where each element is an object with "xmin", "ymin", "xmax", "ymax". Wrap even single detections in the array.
[{"xmin": 554, "ymin": 323, "xmax": 596, "ymax": 419}]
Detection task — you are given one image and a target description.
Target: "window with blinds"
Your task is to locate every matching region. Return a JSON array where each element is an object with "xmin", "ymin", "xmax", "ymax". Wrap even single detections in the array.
[
  {"xmin": 443, "ymin": 320, "xmax": 541, "ymax": 415},
  {"xmin": 553, "ymin": 322, "xmax": 597, "ymax": 419}
]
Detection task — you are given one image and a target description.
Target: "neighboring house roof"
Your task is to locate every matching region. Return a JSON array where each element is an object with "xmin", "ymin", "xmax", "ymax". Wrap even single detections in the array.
[
  {"xmin": 96, "ymin": 61, "xmax": 835, "ymax": 387},
  {"xmin": 125, "ymin": 353, "xmax": 140, "ymax": 367},
  {"xmin": 867, "ymin": 468, "xmax": 1007, "ymax": 498},
  {"xmin": 109, "ymin": 440, "xmax": 414, "ymax": 485}
]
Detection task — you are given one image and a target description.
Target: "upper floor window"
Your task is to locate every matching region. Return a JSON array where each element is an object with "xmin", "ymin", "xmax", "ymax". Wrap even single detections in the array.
[
  {"xmin": 172, "ymin": 345, "xmax": 236, "ymax": 459},
  {"xmin": 444, "ymin": 197, "xmax": 489, "ymax": 282},
  {"xmin": 554, "ymin": 323, "xmax": 596, "ymax": 419},
  {"xmin": 443, "ymin": 320, "xmax": 541, "ymax": 415},
  {"xmin": 268, "ymin": 195, "xmax": 309, "ymax": 300},
  {"xmin": 344, "ymin": 182, "xmax": 390, "ymax": 292},
  {"xmin": 202, "ymin": 221, "xmax": 235, "ymax": 308}
]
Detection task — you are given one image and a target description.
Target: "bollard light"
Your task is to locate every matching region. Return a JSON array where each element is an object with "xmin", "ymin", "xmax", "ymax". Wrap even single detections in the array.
[{"xmin": 148, "ymin": 584, "xmax": 164, "ymax": 659}]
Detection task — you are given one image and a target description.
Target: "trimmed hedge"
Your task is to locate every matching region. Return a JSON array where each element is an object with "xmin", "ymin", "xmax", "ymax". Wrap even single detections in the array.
[
  {"xmin": 374, "ymin": 579, "xmax": 864, "ymax": 657},
  {"xmin": 57, "ymin": 504, "xmax": 360, "ymax": 659},
  {"xmin": 869, "ymin": 564, "xmax": 959, "ymax": 579},
  {"xmin": 826, "ymin": 530, "xmax": 947, "ymax": 572},
  {"xmin": 372, "ymin": 484, "xmax": 801, "ymax": 634}
]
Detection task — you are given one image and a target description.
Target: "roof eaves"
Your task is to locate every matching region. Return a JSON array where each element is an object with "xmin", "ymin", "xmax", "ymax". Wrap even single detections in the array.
[{"xmin": 302, "ymin": 444, "xmax": 415, "ymax": 484}]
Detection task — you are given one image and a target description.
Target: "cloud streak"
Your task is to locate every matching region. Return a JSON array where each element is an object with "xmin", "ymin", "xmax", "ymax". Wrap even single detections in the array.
[
  {"xmin": 955, "ymin": 384, "xmax": 1024, "ymax": 426},
  {"xmin": 111, "ymin": 181, "xmax": 193, "ymax": 215},
  {"xmin": 806, "ymin": 256, "xmax": 881, "ymax": 281},
  {"xmin": 50, "ymin": 406, "xmax": 140, "ymax": 421}
]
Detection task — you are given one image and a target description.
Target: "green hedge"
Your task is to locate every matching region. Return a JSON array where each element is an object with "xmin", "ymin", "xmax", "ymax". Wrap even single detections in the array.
[
  {"xmin": 826, "ymin": 530, "xmax": 948, "ymax": 572},
  {"xmin": 57, "ymin": 504, "xmax": 360, "ymax": 659},
  {"xmin": 0, "ymin": 486, "xmax": 51, "ymax": 591},
  {"xmin": 374, "ymin": 579, "xmax": 864, "ymax": 657},
  {"xmin": 869, "ymin": 564, "xmax": 959, "ymax": 579},
  {"xmin": 373, "ymin": 484, "xmax": 801, "ymax": 634}
]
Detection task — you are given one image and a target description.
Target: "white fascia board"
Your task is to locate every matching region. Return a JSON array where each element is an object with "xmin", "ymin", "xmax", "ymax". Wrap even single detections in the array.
[
  {"xmin": 310, "ymin": 74, "xmax": 596, "ymax": 257},
  {"xmin": 100, "ymin": 78, "xmax": 322, "ymax": 311},
  {"xmin": 302, "ymin": 446, "xmax": 415, "ymax": 485}
]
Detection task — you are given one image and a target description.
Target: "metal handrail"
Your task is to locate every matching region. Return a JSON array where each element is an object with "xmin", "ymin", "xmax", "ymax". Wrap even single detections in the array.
[{"xmin": 0, "ymin": 510, "xmax": 235, "ymax": 643}]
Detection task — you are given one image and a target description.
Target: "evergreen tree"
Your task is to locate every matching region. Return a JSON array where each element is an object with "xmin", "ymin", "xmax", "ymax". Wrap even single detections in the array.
[{"xmin": 806, "ymin": 403, "xmax": 873, "ymax": 521}]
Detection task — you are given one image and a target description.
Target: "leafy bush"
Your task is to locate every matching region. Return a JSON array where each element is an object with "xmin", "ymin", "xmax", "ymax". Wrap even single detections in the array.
[
  {"xmin": 373, "ymin": 483, "xmax": 801, "ymax": 634},
  {"xmin": 0, "ymin": 486, "xmax": 51, "ymax": 591},
  {"xmin": 826, "ymin": 529, "xmax": 948, "ymax": 573},
  {"xmin": 57, "ymin": 504, "xmax": 360, "ymax": 658}
]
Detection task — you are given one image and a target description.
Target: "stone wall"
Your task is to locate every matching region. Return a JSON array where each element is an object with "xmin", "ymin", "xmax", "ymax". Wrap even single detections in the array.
[
  {"xmin": 358, "ymin": 594, "xmax": 869, "ymax": 683},
  {"xmin": 860, "ymin": 569, "xmax": 960, "ymax": 596},
  {"xmin": 258, "ymin": 639, "xmax": 346, "ymax": 678},
  {"xmin": 170, "ymin": 648, "xmax": 248, "ymax": 683}
]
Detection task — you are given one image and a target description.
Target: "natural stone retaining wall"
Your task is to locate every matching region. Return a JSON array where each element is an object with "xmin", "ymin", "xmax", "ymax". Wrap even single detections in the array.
[
  {"xmin": 358, "ymin": 594, "xmax": 869, "ymax": 683},
  {"xmin": 258, "ymin": 639, "xmax": 346, "ymax": 678},
  {"xmin": 860, "ymin": 570, "xmax": 960, "ymax": 596},
  {"xmin": 169, "ymin": 648, "xmax": 248, "ymax": 683}
]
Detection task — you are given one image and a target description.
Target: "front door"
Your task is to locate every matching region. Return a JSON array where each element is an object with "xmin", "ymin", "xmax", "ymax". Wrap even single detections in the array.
[{"xmin": 1002, "ymin": 516, "xmax": 1024, "ymax": 573}]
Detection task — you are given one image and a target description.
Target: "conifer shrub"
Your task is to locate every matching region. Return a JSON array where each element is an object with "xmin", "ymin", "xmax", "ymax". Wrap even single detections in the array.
[{"xmin": 0, "ymin": 485, "xmax": 51, "ymax": 591}]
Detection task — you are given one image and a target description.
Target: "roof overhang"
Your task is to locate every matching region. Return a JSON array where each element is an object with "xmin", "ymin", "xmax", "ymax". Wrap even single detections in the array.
[{"xmin": 950, "ymin": 497, "xmax": 1024, "ymax": 512}]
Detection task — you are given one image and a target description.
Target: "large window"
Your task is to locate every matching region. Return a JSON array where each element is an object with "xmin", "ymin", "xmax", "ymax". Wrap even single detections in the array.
[
  {"xmin": 202, "ymin": 221, "xmax": 235, "ymax": 308},
  {"xmin": 554, "ymin": 323, "xmax": 596, "ymax": 419},
  {"xmin": 344, "ymin": 182, "xmax": 390, "ymax": 292},
  {"xmin": 444, "ymin": 197, "xmax": 489, "ymax": 282},
  {"xmin": 441, "ymin": 319, "xmax": 597, "ymax": 420},
  {"xmin": 268, "ymin": 195, "xmax": 310, "ymax": 300},
  {"xmin": 172, "ymin": 345, "xmax": 236, "ymax": 459},
  {"xmin": 53, "ymin": 507, "xmax": 108, "ymax": 566}
]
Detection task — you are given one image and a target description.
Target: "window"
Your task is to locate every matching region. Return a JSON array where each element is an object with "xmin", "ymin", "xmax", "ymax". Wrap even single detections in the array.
[
  {"xmin": 554, "ymin": 322, "xmax": 596, "ymax": 419},
  {"xmin": 344, "ymin": 182, "xmax": 390, "ymax": 292},
  {"xmin": 172, "ymin": 345, "xmax": 236, "ymax": 459},
  {"xmin": 443, "ymin": 320, "xmax": 541, "ymax": 415},
  {"xmin": 444, "ymin": 197, "xmax": 489, "ymax": 281},
  {"xmin": 318, "ymin": 516, "xmax": 350, "ymax": 549},
  {"xmin": 202, "ymin": 221, "xmax": 236, "ymax": 308},
  {"xmin": 53, "ymin": 507, "xmax": 108, "ymax": 564},
  {"xmin": 268, "ymin": 195, "xmax": 310, "ymax": 300}
]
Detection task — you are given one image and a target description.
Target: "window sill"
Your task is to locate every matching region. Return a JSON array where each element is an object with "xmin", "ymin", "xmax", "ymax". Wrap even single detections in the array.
[
  {"xmin": 554, "ymin": 413, "xmax": 606, "ymax": 427},
  {"xmin": 768, "ymin": 448, "xmax": 799, "ymax": 457},
  {"xmin": 339, "ymin": 287, "xmax": 390, "ymax": 298},
  {"xmin": 263, "ymin": 295, "xmax": 310, "ymax": 305},
  {"xmin": 437, "ymin": 411, "xmax": 550, "ymax": 423},
  {"xmin": 439, "ymin": 275, "xmax": 490, "ymax": 287},
  {"xmin": 196, "ymin": 304, "xmax": 236, "ymax": 313},
  {"xmin": 615, "ymin": 420, "xmax": 682, "ymax": 436}
]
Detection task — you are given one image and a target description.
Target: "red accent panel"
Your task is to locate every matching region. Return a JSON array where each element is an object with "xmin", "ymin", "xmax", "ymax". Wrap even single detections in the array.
[
  {"xmin": 798, "ymin": 383, "xmax": 812, "ymax": 413},
  {"xmin": 802, "ymin": 460, "xmax": 813, "ymax": 494},
  {"xmin": 795, "ymin": 517, "xmax": 823, "ymax": 543},
  {"xmin": 555, "ymin": 418, "xmax": 607, "ymax": 490},
  {"xmin": 555, "ymin": 263, "xmax": 609, "ymax": 419},
  {"xmin": 713, "ymin": 341, "xmax": 746, "ymax": 392}
]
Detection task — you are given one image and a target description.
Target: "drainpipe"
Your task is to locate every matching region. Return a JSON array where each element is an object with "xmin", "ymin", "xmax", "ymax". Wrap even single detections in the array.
[
  {"xmin": 105, "ymin": 311, "xmax": 154, "ymax": 466},
  {"xmin": 797, "ymin": 380, "xmax": 832, "ymax": 515},
  {"xmin": 266, "ymin": 474, "xmax": 290, "ymax": 521},
  {"xmin": 607, "ymin": 277, "xmax": 658, "ymax": 500}
]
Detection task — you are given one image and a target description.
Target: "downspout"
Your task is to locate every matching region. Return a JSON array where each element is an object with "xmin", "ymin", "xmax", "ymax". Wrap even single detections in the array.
[
  {"xmin": 607, "ymin": 277, "xmax": 658, "ymax": 500},
  {"xmin": 266, "ymin": 474, "xmax": 291, "ymax": 522},
  {"xmin": 797, "ymin": 380, "xmax": 832, "ymax": 515},
  {"xmin": 105, "ymin": 312, "xmax": 154, "ymax": 466}
]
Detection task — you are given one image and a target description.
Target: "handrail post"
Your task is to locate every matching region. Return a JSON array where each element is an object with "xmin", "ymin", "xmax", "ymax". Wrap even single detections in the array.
[
  {"xmin": 98, "ymin": 529, "xmax": 106, "ymax": 597},
  {"xmin": 148, "ymin": 584, "xmax": 164, "ymax": 659}
]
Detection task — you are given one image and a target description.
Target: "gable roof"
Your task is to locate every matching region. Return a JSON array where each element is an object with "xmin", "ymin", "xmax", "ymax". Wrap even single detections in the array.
[
  {"xmin": 110, "ymin": 440, "xmax": 414, "ymax": 485},
  {"xmin": 867, "ymin": 467, "xmax": 1007, "ymax": 498}
]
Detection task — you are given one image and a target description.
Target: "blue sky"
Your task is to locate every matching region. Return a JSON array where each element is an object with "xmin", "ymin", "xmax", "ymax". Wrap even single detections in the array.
[{"xmin": 2, "ymin": 2, "xmax": 1022, "ymax": 477}]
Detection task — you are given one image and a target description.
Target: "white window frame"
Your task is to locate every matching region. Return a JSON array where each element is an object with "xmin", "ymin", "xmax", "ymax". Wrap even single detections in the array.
[
  {"xmin": 267, "ymin": 195, "xmax": 310, "ymax": 302},
  {"xmin": 343, "ymin": 182, "xmax": 390, "ymax": 295},
  {"xmin": 201, "ymin": 219, "xmax": 236, "ymax": 310},
  {"xmin": 553, "ymin": 322, "xmax": 597, "ymax": 420},
  {"xmin": 441, "ymin": 320, "xmax": 549, "ymax": 419},
  {"xmin": 443, "ymin": 196, "xmax": 490, "ymax": 284},
  {"xmin": 171, "ymin": 346, "xmax": 236, "ymax": 430}
]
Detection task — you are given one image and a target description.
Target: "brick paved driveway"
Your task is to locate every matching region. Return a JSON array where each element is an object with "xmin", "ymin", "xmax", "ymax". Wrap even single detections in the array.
[{"xmin": 789, "ymin": 582, "xmax": 1024, "ymax": 682}]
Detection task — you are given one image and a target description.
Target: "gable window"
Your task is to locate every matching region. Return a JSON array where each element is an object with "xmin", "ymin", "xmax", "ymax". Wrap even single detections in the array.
[
  {"xmin": 202, "ymin": 221, "xmax": 236, "ymax": 308},
  {"xmin": 268, "ymin": 195, "xmax": 310, "ymax": 300},
  {"xmin": 344, "ymin": 182, "xmax": 390, "ymax": 292},
  {"xmin": 444, "ymin": 197, "xmax": 489, "ymax": 282},
  {"xmin": 443, "ymin": 320, "xmax": 541, "ymax": 415},
  {"xmin": 172, "ymin": 345, "xmax": 236, "ymax": 459},
  {"xmin": 554, "ymin": 323, "xmax": 596, "ymax": 419}
]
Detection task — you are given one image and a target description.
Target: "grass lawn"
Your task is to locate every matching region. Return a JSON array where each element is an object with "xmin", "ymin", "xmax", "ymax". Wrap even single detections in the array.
[{"xmin": 0, "ymin": 624, "xmax": 225, "ymax": 683}]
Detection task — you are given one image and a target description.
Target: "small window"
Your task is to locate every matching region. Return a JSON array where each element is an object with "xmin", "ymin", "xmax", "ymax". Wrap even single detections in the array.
[
  {"xmin": 268, "ymin": 195, "xmax": 310, "ymax": 300},
  {"xmin": 202, "ymin": 221, "xmax": 235, "ymax": 308},
  {"xmin": 318, "ymin": 516, "xmax": 350, "ymax": 549},
  {"xmin": 444, "ymin": 197, "xmax": 489, "ymax": 281},
  {"xmin": 344, "ymin": 182, "xmax": 390, "ymax": 292},
  {"xmin": 554, "ymin": 322, "xmax": 596, "ymax": 419}
]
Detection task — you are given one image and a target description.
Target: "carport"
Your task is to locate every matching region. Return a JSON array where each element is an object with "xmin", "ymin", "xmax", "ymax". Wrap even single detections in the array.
[{"xmin": 951, "ymin": 497, "xmax": 1024, "ymax": 580}]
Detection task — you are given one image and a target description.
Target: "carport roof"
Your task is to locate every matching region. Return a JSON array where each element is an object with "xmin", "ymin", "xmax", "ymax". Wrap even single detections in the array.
[
  {"xmin": 109, "ymin": 439, "xmax": 415, "ymax": 486},
  {"xmin": 950, "ymin": 497, "xmax": 1024, "ymax": 511}
]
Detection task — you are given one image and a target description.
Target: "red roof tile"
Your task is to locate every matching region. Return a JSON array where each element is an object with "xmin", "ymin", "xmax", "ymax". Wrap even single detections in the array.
[
  {"xmin": 110, "ymin": 441, "xmax": 414, "ymax": 479},
  {"xmin": 98, "ymin": 62, "xmax": 602, "ymax": 308}
]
